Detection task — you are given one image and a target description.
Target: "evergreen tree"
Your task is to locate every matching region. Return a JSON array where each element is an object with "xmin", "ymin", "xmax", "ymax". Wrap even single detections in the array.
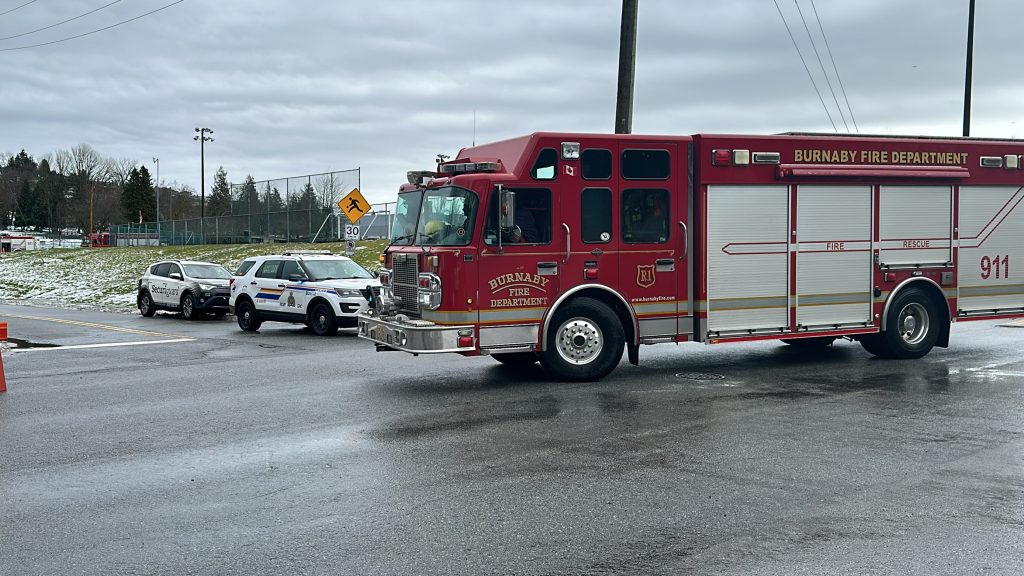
[
  {"xmin": 207, "ymin": 166, "xmax": 232, "ymax": 216},
  {"xmin": 236, "ymin": 175, "xmax": 261, "ymax": 214},
  {"xmin": 267, "ymin": 185, "xmax": 284, "ymax": 213},
  {"xmin": 121, "ymin": 166, "xmax": 157, "ymax": 223},
  {"xmin": 15, "ymin": 179, "xmax": 42, "ymax": 228}
]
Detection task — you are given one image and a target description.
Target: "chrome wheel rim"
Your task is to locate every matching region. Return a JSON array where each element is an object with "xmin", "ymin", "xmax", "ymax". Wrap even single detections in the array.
[
  {"xmin": 140, "ymin": 295, "xmax": 150, "ymax": 313},
  {"xmin": 182, "ymin": 297, "xmax": 193, "ymax": 318},
  {"xmin": 241, "ymin": 307, "xmax": 252, "ymax": 328},
  {"xmin": 555, "ymin": 316, "xmax": 603, "ymax": 365},
  {"xmin": 897, "ymin": 302, "xmax": 929, "ymax": 345}
]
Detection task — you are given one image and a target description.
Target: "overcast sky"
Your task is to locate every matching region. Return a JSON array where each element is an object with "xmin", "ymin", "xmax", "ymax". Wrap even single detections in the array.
[{"xmin": 3, "ymin": 0, "xmax": 1022, "ymax": 206}]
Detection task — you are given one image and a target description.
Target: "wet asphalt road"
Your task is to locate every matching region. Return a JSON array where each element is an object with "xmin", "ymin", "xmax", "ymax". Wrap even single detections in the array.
[{"xmin": 1, "ymin": 303, "xmax": 1023, "ymax": 575}]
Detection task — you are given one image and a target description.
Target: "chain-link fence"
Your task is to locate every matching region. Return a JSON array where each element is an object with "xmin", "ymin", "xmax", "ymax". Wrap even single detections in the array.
[{"xmin": 111, "ymin": 169, "xmax": 397, "ymax": 246}]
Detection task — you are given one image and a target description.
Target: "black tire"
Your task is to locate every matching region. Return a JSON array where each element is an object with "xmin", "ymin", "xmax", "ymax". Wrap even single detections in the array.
[
  {"xmin": 867, "ymin": 287, "xmax": 940, "ymax": 359},
  {"xmin": 180, "ymin": 292, "xmax": 197, "ymax": 320},
  {"xmin": 539, "ymin": 297, "xmax": 624, "ymax": 382},
  {"xmin": 781, "ymin": 336, "xmax": 836, "ymax": 349},
  {"xmin": 492, "ymin": 352, "xmax": 538, "ymax": 367},
  {"xmin": 308, "ymin": 301, "xmax": 338, "ymax": 336},
  {"xmin": 858, "ymin": 333, "xmax": 891, "ymax": 358},
  {"xmin": 236, "ymin": 299, "xmax": 262, "ymax": 332},
  {"xmin": 138, "ymin": 291, "xmax": 156, "ymax": 317}
]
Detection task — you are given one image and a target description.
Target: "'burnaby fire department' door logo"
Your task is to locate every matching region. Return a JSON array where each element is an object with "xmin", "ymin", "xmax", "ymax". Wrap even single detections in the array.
[{"xmin": 636, "ymin": 264, "xmax": 656, "ymax": 288}]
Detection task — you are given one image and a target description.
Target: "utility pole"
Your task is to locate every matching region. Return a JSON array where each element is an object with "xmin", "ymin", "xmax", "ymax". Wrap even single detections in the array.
[
  {"xmin": 615, "ymin": 0, "xmax": 638, "ymax": 134},
  {"xmin": 963, "ymin": 0, "xmax": 976, "ymax": 137},
  {"xmin": 194, "ymin": 127, "xmax": 214, "ymax": 242},
  {"xmin": 152, "ymin": 157, "xmax": 160, "ymax": 244}
]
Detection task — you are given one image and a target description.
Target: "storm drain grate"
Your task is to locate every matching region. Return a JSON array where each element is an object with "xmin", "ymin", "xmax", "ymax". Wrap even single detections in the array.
[{"xmin": 675, "ymin": 372, "xmax": 725, "ymax": 381}]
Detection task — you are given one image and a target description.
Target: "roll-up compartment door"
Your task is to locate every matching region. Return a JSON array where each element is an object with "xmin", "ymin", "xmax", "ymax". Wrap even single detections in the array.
[
  {"xmin": 796, "ymin": 185, "xmax": 873, "ymax": 328},
  {"xmin": 879, "ymin": 186, "xmax": 952, "ymax": 267},
  {"xmin": 706, "ymin": 185, "xmax": 789, "ymax": 334},
  {"xmin": 958, "ymin": 185, "xmax": 1024, "ymax": 314}
]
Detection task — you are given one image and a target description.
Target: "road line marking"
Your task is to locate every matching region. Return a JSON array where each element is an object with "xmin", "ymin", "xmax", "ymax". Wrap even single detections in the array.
[
  {"xmin": 10, "ymin": 338, "xmax": 194, "ymax": 352},
  {"xmin": 1, "ymin": 312, "xmax": 185, "ymax": 339}
]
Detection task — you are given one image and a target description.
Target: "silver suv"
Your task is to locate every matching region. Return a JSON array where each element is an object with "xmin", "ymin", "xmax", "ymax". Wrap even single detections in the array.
[
  {"xmin": 138, "ymin": 260, "xmax": 232, "ymax": 319},
  {"xmin": 229, "ymin": 250, "xmax": 379, "ymax": 335}
]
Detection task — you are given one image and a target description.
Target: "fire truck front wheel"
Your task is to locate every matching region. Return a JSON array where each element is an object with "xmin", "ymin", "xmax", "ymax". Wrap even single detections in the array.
[
  {"xmin": 863, "ymin": 287, "xmax": 939, "ymax": 359},
  {"xmin": 540, "ymin": 298, "xmax": 625, "ymax": 382}
]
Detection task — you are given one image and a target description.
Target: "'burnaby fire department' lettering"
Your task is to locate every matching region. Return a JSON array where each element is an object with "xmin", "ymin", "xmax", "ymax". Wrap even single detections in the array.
[{"xmin": 794, "ymin": 148, "xmax": 969, "ymax": 166}]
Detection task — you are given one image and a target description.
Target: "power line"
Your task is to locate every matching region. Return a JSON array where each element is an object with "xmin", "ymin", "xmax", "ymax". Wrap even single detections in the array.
[
  {"xmin": 810, "ymin": 0, "xmax": 858, "ymax": 133},
  {"xmin": 0, "ymin": 0, "xmax": 184, "ymax": 52},
  {"xmin": 0, "ymin": 0, "xmax": 38, "ymax": 18},
  {"xmin": 773, "ymin": 0, "xmax": 837, "ymax": 132},
  {"xmin": 0, "ymin": 0, "xmax": 123, "ymax": 42},
  {"xmin": 794, "ymin": 0, "xmax": 848, "ymax": 132}
]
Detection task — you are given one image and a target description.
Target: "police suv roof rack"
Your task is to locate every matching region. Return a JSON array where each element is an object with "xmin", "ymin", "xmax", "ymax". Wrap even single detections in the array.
[{"xmin": 282, "ymin": 250, "xmax": 332, "ymax": 256}]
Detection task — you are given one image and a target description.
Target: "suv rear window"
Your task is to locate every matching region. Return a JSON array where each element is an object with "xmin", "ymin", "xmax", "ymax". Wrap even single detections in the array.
[{"xmin": 235, "ymin": 260, "xmax": 256, "ymax": 276}]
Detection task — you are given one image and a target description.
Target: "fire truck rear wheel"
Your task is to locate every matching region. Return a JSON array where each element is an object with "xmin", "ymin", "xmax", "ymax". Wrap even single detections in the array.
[
  {"xmin": 871, "ymin": 287, "xmax": 939, "ymax": 359},
  {"xmin": 491, "ymin": 352, "xmax": 538, "ymax": 367},
  {"xmin": 540, "ymin": 298, "xmax": 624, "ymax": 382}
]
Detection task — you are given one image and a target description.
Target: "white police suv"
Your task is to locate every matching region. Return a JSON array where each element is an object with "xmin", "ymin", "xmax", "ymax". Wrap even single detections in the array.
[
  {"xmin": 138, "ymin": 260, "xmax": 232, "ymax": 319},
  {"xmin": 229, "ymin": 250, "xmax": 379, "ymax": 336}
]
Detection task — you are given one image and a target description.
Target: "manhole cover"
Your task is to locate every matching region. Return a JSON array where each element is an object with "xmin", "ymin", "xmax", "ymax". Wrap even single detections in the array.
[{"xmin": 675, "ymin": 372, "xmax": 725, "ymax": 381}]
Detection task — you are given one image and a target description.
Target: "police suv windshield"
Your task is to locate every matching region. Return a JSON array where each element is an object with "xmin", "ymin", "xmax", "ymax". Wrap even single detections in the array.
[
  {"xmin": 302, "ymin": 259, "xmax": 373, "ymax": 281},
  {"xmin": 183, "ymin": 263, "xmax": 231, "ymax": 279}
]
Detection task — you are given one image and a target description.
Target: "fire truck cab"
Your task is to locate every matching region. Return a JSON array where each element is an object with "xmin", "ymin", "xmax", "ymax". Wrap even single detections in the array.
[{"xmin": 358, "ymin": 132, "xmax": 1024, "ymax": 381}]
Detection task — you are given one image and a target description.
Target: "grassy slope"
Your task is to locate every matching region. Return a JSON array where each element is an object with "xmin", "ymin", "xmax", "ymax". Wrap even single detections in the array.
[{"xmin": 0, "ymin": 240, "xmax": 387, "ymax": 312}]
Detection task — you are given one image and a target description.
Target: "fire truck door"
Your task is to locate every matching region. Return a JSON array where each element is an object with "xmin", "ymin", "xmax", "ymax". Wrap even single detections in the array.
[
  {"xmin": 616, "ymin": 144, "xmax": 688, "ymax": 342},
  {"xmin": 478, "ymin": 185, "xmax": 560, "ymax": 348}
]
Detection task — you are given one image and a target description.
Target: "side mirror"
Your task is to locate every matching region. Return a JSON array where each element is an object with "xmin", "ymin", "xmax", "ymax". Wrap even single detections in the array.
[
  {"xmin": 288, "ymin": 273, "xmax": 306, "ymax": 282},
  {"xmin": 499, "ymin": 187, "xmax": 516, "ymax": 229},
  {"xmin": 169, "ymin": 272, "xmax": 182, "ymax": 280}
]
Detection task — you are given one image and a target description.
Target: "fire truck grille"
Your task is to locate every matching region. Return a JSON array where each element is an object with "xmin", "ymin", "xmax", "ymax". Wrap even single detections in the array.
[{"xmin": 392, "ymin": 253, "xmax": 420, "ymax": 315}]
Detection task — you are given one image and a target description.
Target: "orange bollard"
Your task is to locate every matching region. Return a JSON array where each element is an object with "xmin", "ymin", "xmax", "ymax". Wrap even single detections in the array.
[{"xmin": 0, "ymin": 321, "xmax": 7, "ymax": 393}]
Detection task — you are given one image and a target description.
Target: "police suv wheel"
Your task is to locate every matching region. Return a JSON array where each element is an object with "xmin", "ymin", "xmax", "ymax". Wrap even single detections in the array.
[
  {"xmin": 181, "ymin": 293, "xmax": 197, "ymax": 320},
  {"xmin": 539, "ymin": 297, "xmax": 624, "ymax": 382},
  {"xmin": 236, "ymin": 300, "xmax": 262, "ymax": 332},
  {"xmin": 139, "ymin": 292, "xmax": 155, "ymax": 317},
  {"xmin": 871, "ymin": 287, "xmax": 939, "ymax": 359},
  {"xmin": 309, "ymin": 302, "xmax": 338, "ymax": 336}
]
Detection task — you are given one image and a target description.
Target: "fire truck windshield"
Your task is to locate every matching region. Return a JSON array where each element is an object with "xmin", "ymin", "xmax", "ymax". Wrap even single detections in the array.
[{"xmin": 392, "ymin": 186, "xmax": 478, "ymax": 247}]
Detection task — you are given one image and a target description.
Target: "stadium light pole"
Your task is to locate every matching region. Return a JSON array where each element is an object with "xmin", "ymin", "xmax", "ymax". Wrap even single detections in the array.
[
  {"xmin": 152, "ymin": 157, "xmax": 160, "ymax": 244},
  {"xmin": 194, "ymin": 127, "xmax": 214, "ymax": 242}
]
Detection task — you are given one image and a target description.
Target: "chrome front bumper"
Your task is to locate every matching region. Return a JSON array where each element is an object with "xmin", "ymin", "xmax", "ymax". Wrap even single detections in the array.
[{"xmin": 357, "ymin": 313, "xmax": 475, "ymax": 354}]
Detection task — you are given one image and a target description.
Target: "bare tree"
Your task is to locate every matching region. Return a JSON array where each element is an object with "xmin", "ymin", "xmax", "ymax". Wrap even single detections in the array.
[
  {"xmin": 102, "ymin": 157, "xmax": 137, "ymax": 187},
  {"xmin": 314, "ymin": 172, "xmax": 346, "ymax": 210}
]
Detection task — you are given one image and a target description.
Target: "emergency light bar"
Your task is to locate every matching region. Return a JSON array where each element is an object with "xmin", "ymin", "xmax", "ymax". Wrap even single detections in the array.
[{"xmin": 438, "ymin": 161, "xmax": 500, "ymax": 175}]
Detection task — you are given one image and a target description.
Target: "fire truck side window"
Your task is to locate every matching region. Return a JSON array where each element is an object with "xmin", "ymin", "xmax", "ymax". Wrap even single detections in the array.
[
  {"xmin": 484, "ymin": 188, "xmax": 552, "ymax": 245},
  {"xmin": 530, "ymin": 148, "xmax": 558, "ymax": 180},
  {"xmin": 582, "ymin": 149, "xmax": 612, "ymax": 180},
  {"xmin": 581, "ymin": 188, "xmax": 612, "ymax": 243},
  {"xmin": 622, "ymin": 149, "xmax": 670, "ymax": 180},
  {"xmin": 622, "ymin": 188, "xmax": 670, "ymax": 244}
]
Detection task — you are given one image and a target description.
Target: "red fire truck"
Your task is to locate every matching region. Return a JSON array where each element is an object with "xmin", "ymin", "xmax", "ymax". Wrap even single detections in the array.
[{"xmin": 357, "ymin": 132, "xmax": 1024, "ymax": 381}]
